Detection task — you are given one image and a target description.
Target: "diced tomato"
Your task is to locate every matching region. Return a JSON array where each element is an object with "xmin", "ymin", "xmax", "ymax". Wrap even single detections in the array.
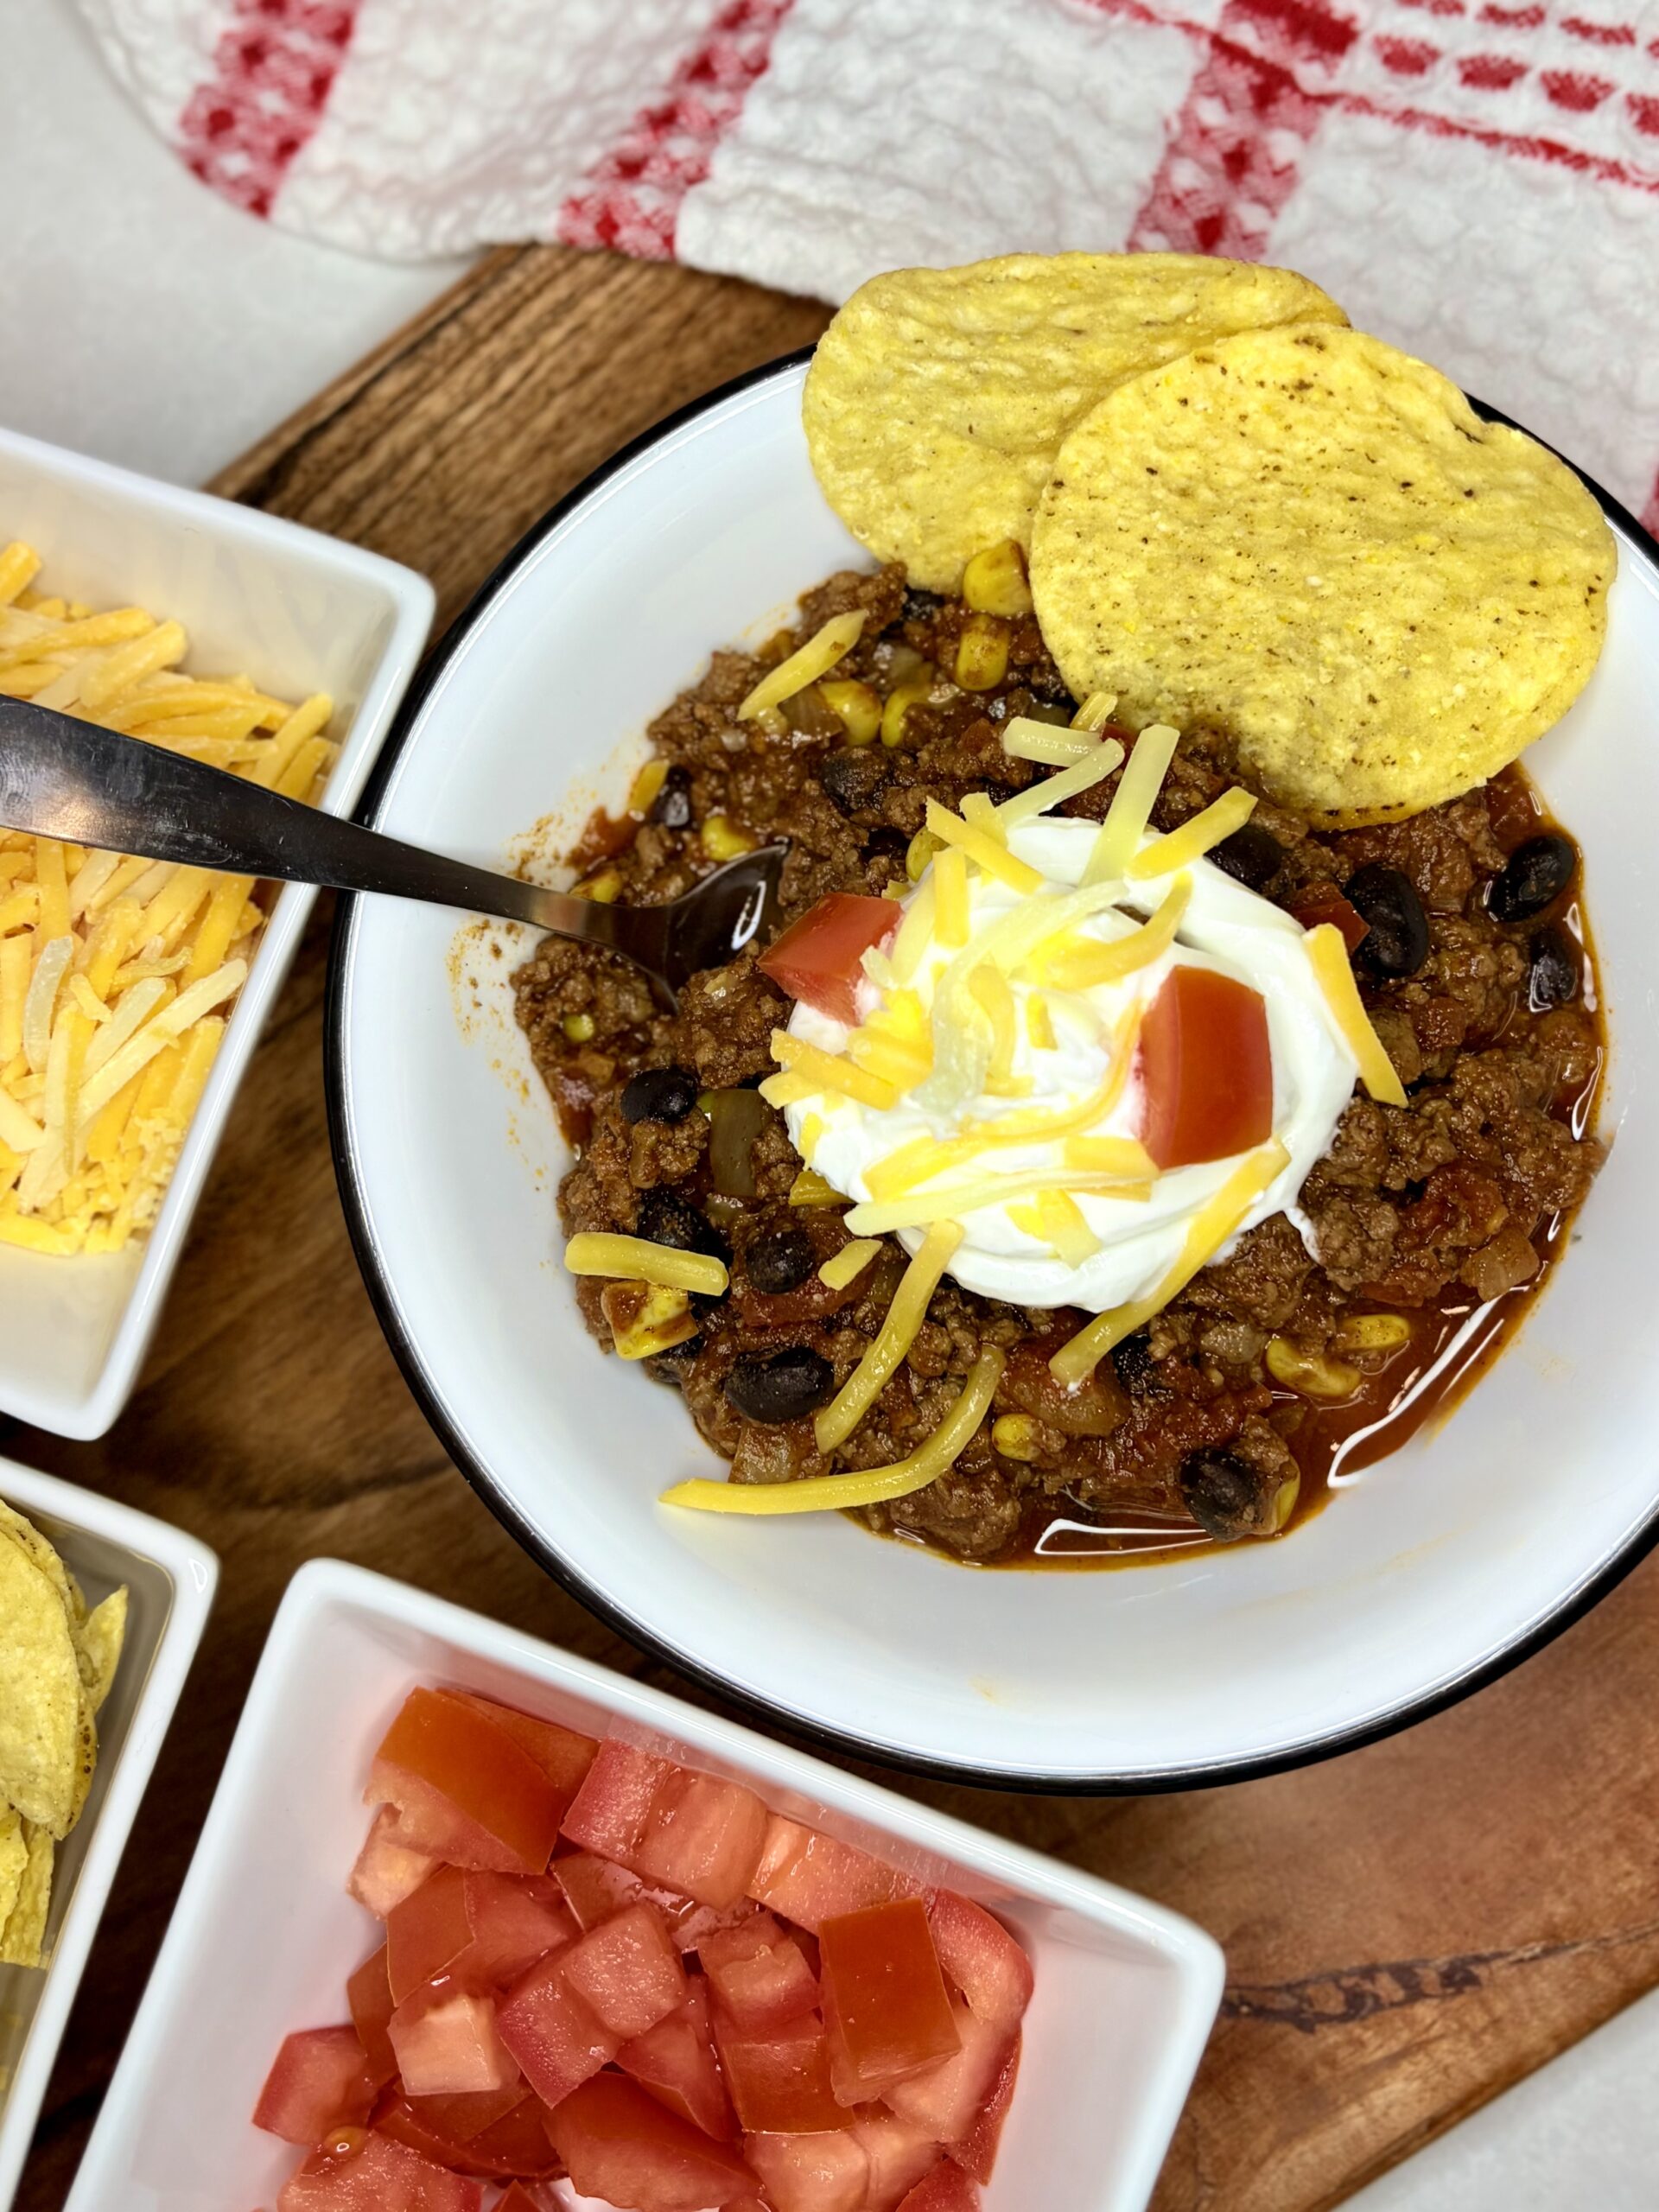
[
  {"xmin": 462, "ymin": 2094, "xmax": 563, "ymax": 2179},
  {"xmin": 544, "ymin": 2073, "xmax": 759, "ymax": 2210},
  {"xmin": 853, "ymin": 2114, "xmax": 943, "ymax": 2212},
  {"xmin": 750, "ymin": 1818, "xmax": 925, "ymax": 1935},
  {"xmin": 253, "ymin": 2026, "xmax": 375, "ymax": 2145},
  {"xmin": 925, "ymin": 1894, "xmax": 1033, "ymax": 2038},
  {"xmin": 452, "ymin": 1871, "xmax": 575, "ymax": 1989},
  {"xmin": 276, "ymin": 2130, "xmax": 482, "ymax": 2212},
  {"xmin": 395, "ymin": 2081, "xmax": 524, "ymax": 2146},
  {"xmin": 1290, "ymin": 887, "xmax": 1368, "ymax": 952},
  {"xmin": 950, "ymin": 2031, "xmax": 1020, "ymax": 2183},
  {"xmin": 450, "ymin": 1692, "xmax": 596, "ymax": 1819},
  {"xmin": 495, "ymin": 1949, "xmax": 618, "ymax": 2108},
  {"xmin": 699, "ymin": 1911, "xmax": 820, "ymax": 2033},
  {"xmin": 346, "ymin": 1948, "xmax": 398, "ymax": 2090},
  {"xmin": 561, "ymin": 1739, "xmax": 671, "ymax": 1864},
  {"xmin": 819, "ymin": 1898, "xmax": 959, "ymax": 2099},
  {"xmin": 387, "ymin": 1866, "xmax": 474, "ymax": 2005},
  {"xmin": 632, "ymin": 1766, "xmax": 770, "ymax": 1910},
  {"xmin": 1136, "ymin": 964, "xmax": 1273, "ymax": 1172},
  {"xmin": 620, "ymin": 1979, "xmax": 736, "ymax": 2142},
  {"xmin": 350, "ymin": 1806, "xmax": 439, "ymax": 1918},
  {"xmin": 745, "ymin": 2129, "xmax": 870, "ymax": 2212},
  {"xmin": 493, "ymin": 2189, "xmax": 545, "ymax": 2212},
  {"xmin": 561, "ymin": 1900, "xmax": 688, "ymax": 2040},
  {"xmin": 555, "ymin": 1849, "xmax": 757, "ymax": 1952},
  {"xmin": 376, "ymin": 2087, "xmax": 557, "ymax": 2181},
  {"xmin": 367, "ymin": 1689, "xmax": 563, "ymax": 1877},
  {"xmin": 895, "ymin": 2163, "xmax": 980, "ymax": 2212},
  {"xmin": 757, "ymin": 894, "xmax": 901, "ymax": 1028},
  {"xmin": 714, "ymin": 2012, "xmax": 853, "ymax": 2135},
  {"xmin": 883, "ymin": 2007, "xmax": 1008, "ymax": 2145},
  {"xmin": 387, "ymin": 1986, "xmax": 518, "ymax": 2097}
]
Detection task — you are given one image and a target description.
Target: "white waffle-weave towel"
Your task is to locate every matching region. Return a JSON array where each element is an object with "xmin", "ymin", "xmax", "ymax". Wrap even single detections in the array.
[{"xmin": 76, "ymin": 0, "xmax": 1659, "ymax": 527}]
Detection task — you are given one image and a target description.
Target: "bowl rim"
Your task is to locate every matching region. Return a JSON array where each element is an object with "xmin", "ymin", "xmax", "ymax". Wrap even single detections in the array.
[{"xmin": 325, "ymin": 347, "xmax": 1659, "ymax": 1796}]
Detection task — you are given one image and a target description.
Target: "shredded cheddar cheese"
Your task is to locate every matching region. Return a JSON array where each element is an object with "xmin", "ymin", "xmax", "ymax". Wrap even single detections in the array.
[
  {"xmin": 1127, "ymin": 786, "xmax": 1257, "ymax": 880},
  {"xmin": 1305, "ymin": 925, "xmax": 1408, "ymax": 1107},
  {"xmin": 815, "ymin": 1218, "xmax": 963, "ymax": 1451},
  {"xmin": 769, "ymin": 1031, "xmax": 899, "ymax": 1111},
  {"xmin": 995, "ymin": 737, "xmax": 1125, "ymax": 830},
  {"xmin": 1001, "ymin": 716, "xmax": 1098, "ymax": 767},
  {"xmin": 737, "ymin": 610, "xmax": 866, "ymax": 720},
  {"xmin": 924, "ymin": 801, "xmax": 1044, "ymax": 894},
  {"xmin": 1082, "ymin": 723, "xmax": 1180, "ymax": 885},
  {"xmin": 563, "ymin": 1232, "xmax": 729, "ymax": 1296},
  {"xmin": 818, "ymin": 1238, "xmax": 880, "ymax": 1290},
  {"xmin": 847, "ymin": 1165, "xmax": 1158, "ymax": 1236},
  {"xmin": 933, "ymin": 845, "xmax": 969, "ymax": 948},
  {"xmin": 1038, "ymin": 876, "xmax": 1192, "ymax": 991},
  {"xmin": 1072, "ymin": 691, "xmax": 1117, "ymax": 731}
]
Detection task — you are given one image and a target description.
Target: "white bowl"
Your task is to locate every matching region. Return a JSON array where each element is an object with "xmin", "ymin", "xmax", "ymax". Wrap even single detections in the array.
[
  {"xmin": 330, "ymin": 356, "xmax": 1653, "ymax": 1789},
  {"xmin": 0, "ymin": 1455, "xmax": 217, "ymax": 2212},
  {"xmin": 65, "ymin": 1556, "xmax": 1222, "ymax": 2212},
  {"xmin": 0, "ymin": 424, "xmax": 434, "ymax": 1438}
]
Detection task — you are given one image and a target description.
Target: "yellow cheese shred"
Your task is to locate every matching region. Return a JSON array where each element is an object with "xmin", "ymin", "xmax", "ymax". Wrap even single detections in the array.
[
  {"xmin": 1007, "ymin": 1190, "xmax": 1102, "ymax": 1268},
  {"xmin": 889, "ymin": 877, "xmax": 937, "ymax": 987},
  {"xmin": 1126, "ymin": 787, "xmax": 1256, "ymax": 881},
  {"xmin": 663, "ymin": 1348, "xmax": 1005, "ymax": 1516},
  {"xmin": 770, "ymin": 1031, "xmax": 899, "ymax": 1111},
  {"xmin": 849, "ymin": 1164, "xmax": 1157, "ymax": 1236},
  {"xmin": 968, "ymin": 964, "xmax": 1017, "ymax": 1086},
  {"xmin": 933, "ymin": 845, "xmax": 969, "ymax": 947},
  {"xmin": 1027, "ymin": 992, "xmax": 1056, "ymax": 1051},
  {"xmin": 1305, "ymin": 925, "xmax": 1408, "ymax": 1107},
  {"xmin": 925, "ymin": 801, "xmax": 1043, "ymax": 894},
  {"xmin": 818, "ymin": 1238, "xmax": 881, "ymax": 1290},
  {"xmin": 1072, "ymin": 691, "xmax": 1117, "ymax": 731},
  {"xmin": 737, "ymin": 610, "xmax": 866, "ymax": 720},
  {"xmin": 959, "ymin": 793, "xmax": 1004, "ymax": 840},
  {"xmin": 1082, "ymin": 724, "xmax": 1180, "ymax": 885},
  {"xmin": 1048, "ymin": 1140, "xmax": 1291, "ymax": 1388},
  {"xmin": 995, "ymin": 737, "xmax": 1124, "ymax": 831},
  {"xmin": 1001, "ymin": 716, "xmax": 1098, "ymax": 768},
  {"xmin": 563, "ymin": 1232, "xmax": 729, "ymax": 1296},
  {"xmin": 1039, "ymin": 875, "xmax": 1192, "ymax": 991},
  {"xmin": 815, "ymin": 1218, "xmax": 963, "ymax": 1451},
  {"xmin": 758, "ymin": 1071, "xmax": 820, "ymax": 1109}
]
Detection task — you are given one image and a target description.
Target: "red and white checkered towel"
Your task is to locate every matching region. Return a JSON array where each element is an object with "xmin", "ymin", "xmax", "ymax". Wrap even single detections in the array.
[{"xmin": 77, "ymin": 0, "xmax": 1659, "ymax": 529}]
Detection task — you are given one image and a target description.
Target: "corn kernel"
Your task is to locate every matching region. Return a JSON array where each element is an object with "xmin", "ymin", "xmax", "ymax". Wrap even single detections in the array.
[
  {"xmin": 1332, "ymin": 1313, "xmax": 1413, "ymax": 1355},
  {"xmin": 881, "ymin": 677, "xmax": 933, "ymax": 749},
  {"xmin": 575, "ymin": 868, "xmax": 623, "ymax": 903},
  {"xmin": 955, "ymin": 614, "xmax": 1010, "ymax": 693},
  {"xmin": 628, "ymin": 759, "xmax": 669, "ymax": 816},
  {"xmin": 992, "ymin": 1414, "xmax": 1042, "ymax": 1462},
  {"xmin": 906, "ymin": 827, "xmax": 940, "ymax": 881},
  {"xmin": 1268, "ymin": 1471, "xmax": 1301, "ymax": 1534},
  {"xmin": 1265, "ymin": 1336, "xmax": 1361, "ymax": 1401},
  {"xmin": 701, "ymin": 815, "xmax": 758, "ymax": 862},
  {"xmin": 963, "ymin": 541, "xmax": 1033, "ymax": 619},
  {"xmin": 820, "ymin": 678, "xmax": 883, "ymax": 747},
  {"xmin": 563, "ymin": 1012, "xmax": 595, "ymax": 1044},
  {"xmin": 788, "ymin": 1168, "xmax": 842, "ymax": 1207}
]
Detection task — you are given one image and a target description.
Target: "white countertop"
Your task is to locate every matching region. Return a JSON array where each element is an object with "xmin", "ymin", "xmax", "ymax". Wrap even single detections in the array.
[{"xmin": 4, "ymin": 3, "xmax": 1657, "ymax": 2204}]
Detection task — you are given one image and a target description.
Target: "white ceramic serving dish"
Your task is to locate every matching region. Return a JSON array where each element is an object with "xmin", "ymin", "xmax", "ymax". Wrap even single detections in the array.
[
  {"xmin": 0, "ymin": 424, "xmax": 433, "ymax": 1438},
  {"xmin": 330, "ymin": 354, "xmax": 1651, "ymax": 1789},
  {"xmin": 0, "ymin": 1456, "xmax": 217, "ymax": 2212},
  {"xmin": 65, "ymin": 1557, "xmax": 1221, "ymax": 2212}
]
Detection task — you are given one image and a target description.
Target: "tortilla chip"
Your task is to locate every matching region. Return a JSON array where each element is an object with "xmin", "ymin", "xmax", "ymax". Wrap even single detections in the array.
[
  {"xmin": 1030, "ymin": 323, "xmax": 1614, "ymax": 825},
  {"xmin": 0, "ymin": 1821, "xmax": 55, "ymax": 1968},
  {"xmin": 0, "ymin": 1808, "xmax": 26, "ymax": 1931},
  {"xmin": 76, "ymin": 1586, "xmax": 128, "ymax": 1715},
  {"xmin": 0, "ymin": 1498, "xmax": 86, "ymax": 1628},
  {"xmin": 804, "ymin": 252, "xmax": 1348, "ymax": 591},
  {"xmin": 0, "ymin": 1539, "xmax": 82, "ymax": 1835}
]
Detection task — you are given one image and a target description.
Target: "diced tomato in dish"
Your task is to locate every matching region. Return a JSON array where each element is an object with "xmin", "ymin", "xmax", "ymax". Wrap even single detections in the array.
[
  {"xmin": 544, "ymin": 2073, "xmax": 760, "ymax": 2210},
  {"xmin": 750, "ymin": 1817, "xmax": 925, "ymax": 1934},
  {"xmin": 620, "ymin": 1978, "xmax": 736, "ymax": 2141},
  {"xmin": 757, "ymin": 894, "xmax": 901, "ymax": 1027},
  {"xmin": 896, "ymin": 2162, "xmax": 981, "ymax": 2212},
  {"xmin": 926, "ymin": 1892, "xmax": 1033, "ymax": 2038},
  {"xmin": 387, "ymin": 1866, "xmax": 474, "ymax": 2005},
  {"xmin": 276, "ymin": 2130, "xmax": 482, "ymax": 2212},
  {"xmin": 562, "ymin": 1739, "xmax": 671, "ymax": 1865},
  {"xmin": 368, "ymin": 1689, "xmax": 563, "ymax": 1876},
  {"xmin": 854, "ymin": 2113, "xmax": 944, "ymax": 2211},
  {"xmin": 699, "ymin": 1910, "xmax": 820, "ymax": 2033},
  {"xmin": 562, "ymin": 1899, "xmax": 689, "ymax": 2040},
  {"xmin": 632, "ymin": 1765, "xmax": 770, "ymax": 1910},
  {"xmin": 387, "ymin": 1987, "xmax": 518, "ymax": 2097},
  {"xmin": 745, "ymin": 2128, "xmax": 870, "ymax": 2212},
  {"xmin": 819, "ymin": 1897, "xmax": 959, "ymax": 2099},
  {"xmin": 715, "ymin": 2011, "xmax": 852, "ymax": 2135},
  {"xmin": 452, "ymin": 1871, "xmax": 575, "ymax": 1988},
  {"xmin": 492, "ymin": 2187, "xmax": 545, "ymax": 2212},
  {"xmin": 1136, "ymin": 964, "xmax": 1273, "ymax": 1172},
  {"xmin": 495, "ymin": 1949, "xmax": 617, "ymax": 2108},
  {"xmin": 253, "ymin": 2026, "xmax": 375, "ymax": 2146},
  {"xmin": 449, "ymin": 1691, "xmax": 595, "ymax": 1817},
  {"xmin": 350, "ymin": 1806, "xmax": 438, "ymax": 1919},
  {"xmin": 346, "ymin": 1948, "xmax": 398, "ymax": 2090},
  {"xmin": 951, "ymin": 2031, "xmax": 1020, "ymax": 2182},
  {"xmin": 884, "ymin": 2005, "xmax": 1009, "ymax": 2145},
  {"xmin": 374, "ymin": 2088, "xmax": 557, "ymax": 2181},
  {"xmin": 1290, "ymin": 887, "xmax": 1368, "ymax": 952}
]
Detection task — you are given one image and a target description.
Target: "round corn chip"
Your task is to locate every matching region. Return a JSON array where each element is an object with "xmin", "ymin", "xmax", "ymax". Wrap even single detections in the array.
[
  {"xmin": 77, "ymin": 1586, "xmax": 128, "ymax": 1715},
  {"xmin": 804, "ymin": 253, "xmax": 1348, "ymax": 593},
  {"xmin": 0, "ymin": 1539, "xmax": 81, "ymax": 1835},
  {"xmin": 0, "ymin": 1820, "xmax": 55, "ymax": 1968},
  {"xmin": 1031, "ymin": 323, "xmax": 1614, "ymax": 825},
  {"xmin": 0, "ymin": 1808, "xmax": 26, "ymax": 1930},
  {"xmin": 0, "ymin": 1498, "xmax": 86, "ymax": 1628}
]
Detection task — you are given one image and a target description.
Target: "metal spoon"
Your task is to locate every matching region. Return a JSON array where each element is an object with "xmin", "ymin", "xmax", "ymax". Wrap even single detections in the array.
[{"xmin": 0, "ymin": 697, "xmax": 787, "ymax": 1006}]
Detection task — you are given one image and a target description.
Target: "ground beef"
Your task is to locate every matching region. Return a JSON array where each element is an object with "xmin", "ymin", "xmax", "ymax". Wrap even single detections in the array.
[{"xmin": 516, "ymin": 564, "xmax": 1605, "ymax": 1566}]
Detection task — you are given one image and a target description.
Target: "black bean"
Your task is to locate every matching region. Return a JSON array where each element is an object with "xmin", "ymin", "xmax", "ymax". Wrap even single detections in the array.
[
  {"xmin": 634, "ymin": 1187, "xmax": 729, "ymax": 1268},
  {"xmin": 620, "ymin": 1065, "xmax": 699, "ymax": 1124},
  {"xmin": 1179, "ymin": 1450, "xmax": 1273, "ymax": 1542},
  {"xmin": 724, "ymin": 1347, "xmax": 836, "ymax": 1424},
  {"xmin": 1529, "ymin": 923, "xmax": 1580, "ymax": 1009},
  {"xmin": 1212, "ymin": 822, "xmax": 1284, "ymax": 892},
  {"xmin": 1111, "ymin": 1332, "xmax": 1166, "ymax": 1398},
  {"xmin": 862, "ymin": 826, "xmax": 909, "ymax": 867},
  {"xmin": 649, "ymin": 764, "xmax": 694, "ymax": 830},
  {"xmin": 819, "ymin": 749, "xmax": 891, "ymax": 818},
  {"xmin": 901, "ymin": 586, "xmax": 943, "ymax": 624},
  {"xmin": 644, "ymin": 1336, "xmax": 702, "ymax": 1382},
  {"xmin": 1345, "ymin": 862, "xmax": 1430, "ymax": 979},
  {"xmin": 747, "ymin": 1228, "xmax": 815, "ymax": 1296},
  {"xmin": 1487, "ymin": 833, "xmax": 1576, "ymax": 925}
]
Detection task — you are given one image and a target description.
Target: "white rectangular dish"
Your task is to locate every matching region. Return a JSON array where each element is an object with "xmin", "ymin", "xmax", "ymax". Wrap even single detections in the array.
[
  {"xmin": 0, "ymin": 423, "xmax": 434, "ymax": 1437},
  {"xmin": 65, "ymin": 1557, "xmax": 1223, "ymax": 2212},
  {"xmin": 0, "ymin": 1456, "xmax": 218, "ymax": 2212}
]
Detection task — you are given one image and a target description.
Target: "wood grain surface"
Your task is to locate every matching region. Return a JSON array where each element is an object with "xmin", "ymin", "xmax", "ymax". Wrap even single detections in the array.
[{"xmin": 12, "ymin": 243, "xmax": 1658, "ymax": 2211}]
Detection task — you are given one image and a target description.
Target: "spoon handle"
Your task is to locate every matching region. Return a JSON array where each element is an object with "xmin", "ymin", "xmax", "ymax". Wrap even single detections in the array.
[{"xmin": 0, "ymin": 696, "xmax": 556, "ymax": 931}]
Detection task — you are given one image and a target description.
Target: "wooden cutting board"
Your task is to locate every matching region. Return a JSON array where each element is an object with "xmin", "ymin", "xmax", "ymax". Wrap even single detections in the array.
[{"xmin": 12, "ymin": 244, "xmax": 1659, "ymax": 2212}]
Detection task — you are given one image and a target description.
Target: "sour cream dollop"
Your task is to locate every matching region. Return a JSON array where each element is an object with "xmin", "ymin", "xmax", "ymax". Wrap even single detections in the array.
[{"xmin": 784, "ymin": 817, "xmax": 1361, "ymax": 1312}]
